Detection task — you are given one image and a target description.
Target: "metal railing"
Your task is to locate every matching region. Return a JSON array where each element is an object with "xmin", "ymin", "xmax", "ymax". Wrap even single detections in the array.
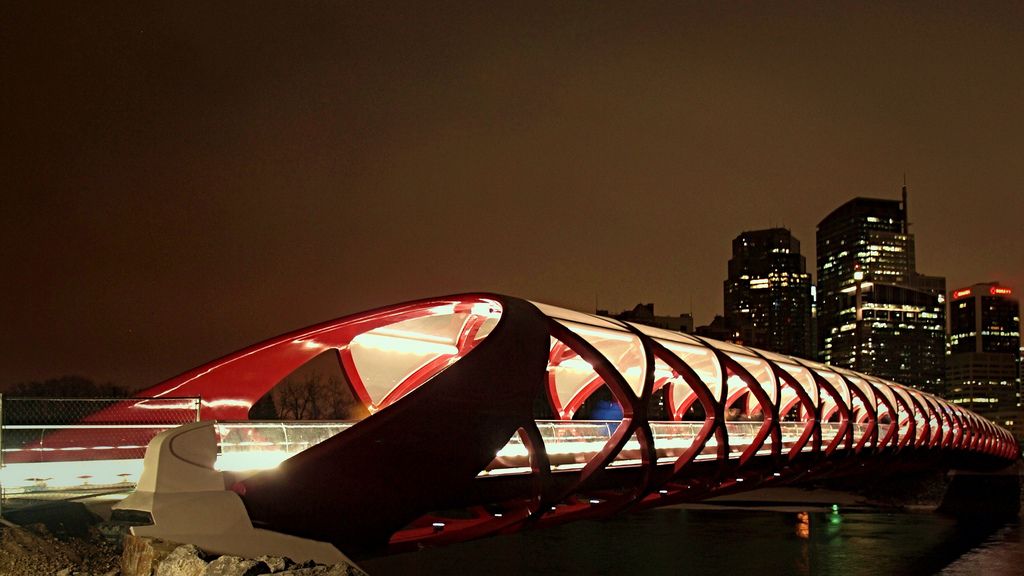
[
  {"xmin": 0, "ymin": 395, "xmax": 201, "ymax": 501},
  {"xmin": 0, "ymin": 406, "xmax": 879, "ymax": 501}
]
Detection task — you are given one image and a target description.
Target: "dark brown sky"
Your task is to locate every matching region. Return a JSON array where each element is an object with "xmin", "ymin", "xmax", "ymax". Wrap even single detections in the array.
[{"xmin": 3, "ymin": 3, "xmax": 1022, "ymax": 388}]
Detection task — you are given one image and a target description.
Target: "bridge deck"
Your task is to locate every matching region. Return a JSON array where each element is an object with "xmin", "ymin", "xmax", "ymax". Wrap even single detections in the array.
[{"xmin": 0, "ymin": 419, "xmax": 872, "ymax": 496}]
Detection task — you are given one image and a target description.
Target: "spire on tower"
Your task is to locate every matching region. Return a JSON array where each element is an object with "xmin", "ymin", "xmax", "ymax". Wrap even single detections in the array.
[{"xmin": 901, "ymin": 174, "xmax": 909, "ymax": 234}]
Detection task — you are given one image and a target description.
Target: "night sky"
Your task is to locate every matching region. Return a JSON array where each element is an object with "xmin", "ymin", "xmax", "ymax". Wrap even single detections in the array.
[{"xmin": 3, "ymin": 3, "xmax": 1022, "ymax": 389}]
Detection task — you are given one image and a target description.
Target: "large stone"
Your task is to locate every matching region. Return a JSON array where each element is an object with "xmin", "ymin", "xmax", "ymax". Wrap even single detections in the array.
[
  {"xmin": 155, "ymin": 543, "xmax": 207, "ymax": 576},
  {"xmin": 319, "ymin": 564, "xmax": 366, "ymax": 576},
  {"xmin": 255, "ymin": 555, "xmax": 295, "ymax": 573},
  {"xmin": 122, "ymin": 535, "xmax": 182, "ymax": 576},
  {"xmin": 204, "ymin": 555, "xmax": 271, "ymax": 576},
  {"xmin": 121, "ymin": 534, "xmax": 155, "ymax": 576},
  {"xmin": 276, "ymin": 564, "xmax": 366, "ymax": 576}
]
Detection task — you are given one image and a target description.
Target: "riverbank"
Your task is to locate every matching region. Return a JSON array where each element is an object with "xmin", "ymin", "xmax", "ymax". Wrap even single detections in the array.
[{"xmin": 0, "ymin": 504, "xmax": 367, "ymax": 576}]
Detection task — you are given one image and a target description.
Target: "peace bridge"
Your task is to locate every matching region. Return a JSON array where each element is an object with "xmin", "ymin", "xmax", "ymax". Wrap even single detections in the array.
[{"xmin": 1, "ymin": 294, "xmax": 1017, "ymax": 561}]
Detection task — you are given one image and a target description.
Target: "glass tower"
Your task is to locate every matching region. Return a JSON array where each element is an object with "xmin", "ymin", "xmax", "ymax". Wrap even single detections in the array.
[
  {"xmin": 724, "ymin": 228, "xmax": 813, "ymax": 358},
  {"xmin": 815, "ymin": 193, "xmax": 946, "ymax": 394},
  {"xmin": 946, "ymin": 283, "xmax": 1021, "ymax": 439}
]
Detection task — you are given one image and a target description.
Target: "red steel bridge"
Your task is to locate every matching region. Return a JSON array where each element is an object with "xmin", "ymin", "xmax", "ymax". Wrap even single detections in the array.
[
  {"xmin": 9, "ymin": 294, "xmax": 1014, "ymax": 558},
  {"xmin": 113, "ymin": 293, "xmax": 1018, "ymax": 556}
]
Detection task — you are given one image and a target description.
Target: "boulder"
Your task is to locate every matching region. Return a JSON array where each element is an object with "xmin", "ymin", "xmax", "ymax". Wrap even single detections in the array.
[
  {"xmin": 155, "ymin": 543, "xmax": 207, "ymax": 576},
  {"xmin": 121, "ymin": 534, "xmax": 155, "ymax": 576},
  {"xmin": 204, "ymin": 555, "xmax": 270, "ymax": 576},
  {"xmin": 276, "ymin": 564, "xmax": 366, "ymax": 576},
  {"xmin": 255, "ymin": 555, "xmax": 295, "ymax": 573},
  {"xmin": 122, "ymin": 535, "xmax": 185, "ymax": 576}
]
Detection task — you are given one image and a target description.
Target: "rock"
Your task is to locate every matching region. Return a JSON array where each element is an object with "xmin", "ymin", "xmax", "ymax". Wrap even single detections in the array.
[
  {"xmin": 275, "ymin": 569, "xmax": 323, "ymax": 576},
  {"xmin": 276, "ymin": 564, "xmax": 366, "ymax": 576},
  {"xmin": 122, "ymin": 534, "xmax": 156, "ymax": 576},
  {"xmin": 256, "ymin": 555, "xmax": 294, "ymax": 573},
  {"xmin": 319, "ymin": 564, "xmax": 366, "ymax": 576},
  {"xmin": 204, "ymin": 555, "xmax": 271, "ymax": 576},
  {"xmin": 122, "ymin": 535, "xmax": 185, "ymax": 576},
  {"xmin": 97, "ymin": 518, "xmax": 133, "ymax": 544},
  {"xmin": 155, "ymin": 543, "xmax": 207, "ymax": 576}
]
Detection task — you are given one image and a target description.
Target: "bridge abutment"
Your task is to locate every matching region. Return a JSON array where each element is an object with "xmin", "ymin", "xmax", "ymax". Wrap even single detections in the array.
[{"xmin": 939, "ymin": 461, "xmax": 1021, "ymax": 520}]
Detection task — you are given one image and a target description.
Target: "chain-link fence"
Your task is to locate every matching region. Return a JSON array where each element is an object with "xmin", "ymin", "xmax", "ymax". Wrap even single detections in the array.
[{"xmin": 0, "ymin": 396, "xmax": 200, "ymax": 500}]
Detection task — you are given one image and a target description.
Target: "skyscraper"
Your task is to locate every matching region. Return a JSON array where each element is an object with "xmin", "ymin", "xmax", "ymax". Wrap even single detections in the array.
[
  {"xmin": 815, "ymin": 190, "xmax": 946, "ymax": 393},
  {"xmin": 724, "ymin": 228, "xmax": 813, "ymax": 358},
  {"xmin": 946, "ymin": 282, "xmax": 1021, "ymax": 439}
]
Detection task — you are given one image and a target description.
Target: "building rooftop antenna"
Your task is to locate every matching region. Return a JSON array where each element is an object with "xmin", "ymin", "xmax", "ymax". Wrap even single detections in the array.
[{"xmin": 902, "ymin": 173, "xmax": 910, "ymax": 235}]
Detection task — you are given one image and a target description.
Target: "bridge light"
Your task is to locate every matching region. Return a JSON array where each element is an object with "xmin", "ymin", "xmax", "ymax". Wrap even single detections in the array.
[
  {"xmin": 658, "ymin": 490, "xmax": 668, "ymax": 495},
  {"xmin": 432, "ymin": 522, "xmax": 445, "ymax": 532}
]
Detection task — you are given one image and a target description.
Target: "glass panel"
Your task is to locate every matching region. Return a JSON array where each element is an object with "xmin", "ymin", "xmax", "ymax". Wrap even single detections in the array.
[
  {"xmin": 725, "ymin": 421, "xmax": 762, "ymax": 458},
  {"xmin": 812, "ymin": 368, "xmax": 851, "ymax": 408},
  {"xmin": 820, "ymin": 422, "xmax": 843, "ymax": 446},
  {"xmin": 652, "ymin": 357, "xmax": 689, "ymax": 419},
  {"xmin": 889, "ymin": 385, "xmax": 914, "ymax": 439},
  {"xmin": 853, "ymin": 423, "xmax": 870, "ymax": 446},
  {"xmin": 348, "ymin": 311, "xmax": 481, "ymax": 408},
  {"xmin": 548, "ymin": 336, "xmax": 601, "ymax": 418},
  {"xmin": 480, "ymin": 429, "xmax": 532, "ymax": 477},
  {"xmin": 864, "ymin": 375, "xmax": 897, "ymax": 416},
  {"xmin": 215, "ymin": 421, "xmax": 352, "ymax": 473},
  {"xmin": 877, "ymin": 422, "xmax": 893, "ymax": 445},
  {"xmin": 764, "ymin": 354, "xmax": 818, "ymax": 405},
  {"xmin": 650, "ymin": 422, "xmax": 703, "ymax": 463},
  {"xmin": 556, "ymin": 320, "xmax": 646, "ymax": 397},
  {"xmin": 658, "ymin": 340, "xmax": 722, "ymax": 402},
  {"xmin": 778, "ymin": 385, "xmax": 800, "ymax": 419},
  {"xmin": 702, "ymin": 338, "xmax": 756, "ymax": 357},
  {"xmin": 779, "ymin": 422, "xmax": 806, "ymax": 452},
  {"xmin": 627, "ymin": 322, "xmax": 704, "ymax": 346},
  {"xmin": 609, "ymin": 430, "xmax": 645, "ymax": 467},
  {"xmin": 728, "ymin": 353, "xmax": 778, "ymax": 405},
  {"xmin": 534, "ymin": 420, "xmax": 618, "ymax": 472},
  {"xmin": 530, "ymin": 302, "xmax": 625, "ymax": 331},
  {"xmin": 474, "ymin": 315, "xmax": 500, "ymax": 341},
  {"xmin": 834, "ymin": 370, "xmax": 875, "ymax": 413}
]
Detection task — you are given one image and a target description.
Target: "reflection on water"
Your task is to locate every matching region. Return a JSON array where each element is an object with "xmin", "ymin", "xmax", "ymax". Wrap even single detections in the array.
[{"xmin": 362, "ymin": 508, "xmax": 1022, "ymax": 576}]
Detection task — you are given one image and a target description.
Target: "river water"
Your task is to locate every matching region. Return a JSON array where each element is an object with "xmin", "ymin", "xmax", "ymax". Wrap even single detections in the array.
[{"xmin": 362, "ymin": 507, "xmax": 1023, "ymax": 575}]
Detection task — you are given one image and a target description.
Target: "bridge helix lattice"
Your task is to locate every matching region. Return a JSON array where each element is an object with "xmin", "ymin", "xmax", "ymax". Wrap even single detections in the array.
[{"xmin": 116, "ymin": 294, "xmax": 1019, "ymax": 555}]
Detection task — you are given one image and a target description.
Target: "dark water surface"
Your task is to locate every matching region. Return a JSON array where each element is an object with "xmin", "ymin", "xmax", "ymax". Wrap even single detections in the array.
[{"xmin": 361, "ymin": 508, "xmax": 1023, "ymax": 576}]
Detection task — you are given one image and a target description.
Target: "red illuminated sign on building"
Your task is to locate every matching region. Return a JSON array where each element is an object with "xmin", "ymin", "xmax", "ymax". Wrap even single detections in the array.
[
  {"xmin": 952, "ymin": 288, "xmax": 973, "ymax": 300},
  {"xmin": 990, "ymin": 286, "xmax": 1013, "ymax": 296}
]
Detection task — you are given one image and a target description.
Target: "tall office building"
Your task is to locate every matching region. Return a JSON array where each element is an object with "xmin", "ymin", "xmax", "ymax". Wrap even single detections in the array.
[
  {"xmin": 816, "ymin": 190, "xmax": 946, "ymax": 393},
  {"xmin": 946, "ymin": 283, "xmax": 1021, "ymax": 438},
  {"xmin": 724, "ymin": 228, "xmax": 813, "ymax": 358}
]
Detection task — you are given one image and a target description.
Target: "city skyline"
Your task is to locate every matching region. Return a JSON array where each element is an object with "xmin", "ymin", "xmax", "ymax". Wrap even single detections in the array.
[{"xmin": 3, "ymin": 3, "xmax": 1023, "ymax": 388}]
